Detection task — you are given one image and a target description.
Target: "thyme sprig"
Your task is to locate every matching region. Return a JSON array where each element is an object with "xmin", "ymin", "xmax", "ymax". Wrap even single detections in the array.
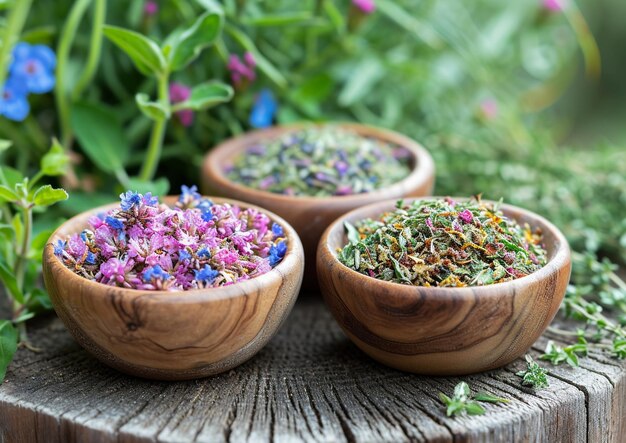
[
  {"xmin": 438, "ymin": 382, "xmax": 509, "ymax": 417},
  {"xmin": 516, "ymin": 355, "xmax": 550, "ymax": 389}
]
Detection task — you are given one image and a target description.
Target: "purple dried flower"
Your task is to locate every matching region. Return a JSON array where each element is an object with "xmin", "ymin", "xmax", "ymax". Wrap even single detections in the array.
[
  {"xmin": 120, "ymin": 191, "xmax": 142, "ymax": 211},
  {"xmin": 458, "ymin": 209, "xmax": 474, "ymax": 224},
  {"xmin": 56, "ymin": 187, "xmax": 287, "ymax": 291}
]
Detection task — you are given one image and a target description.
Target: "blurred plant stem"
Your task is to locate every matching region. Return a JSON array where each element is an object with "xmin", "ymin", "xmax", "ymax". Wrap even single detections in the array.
[
  {"xmin": 0, "ymin": 0, "xmax": 33, "ymax": 88},
  {"xmin": 139, "ymin": 73, "xmax": 170, "ymax": 181},
  {"xmin": 71, "ymin": 0, "xmax": 106, "ymax": 100},
  {"xmin": 56, "ymin": 0, "xmax": 92, "ymax": 148}
]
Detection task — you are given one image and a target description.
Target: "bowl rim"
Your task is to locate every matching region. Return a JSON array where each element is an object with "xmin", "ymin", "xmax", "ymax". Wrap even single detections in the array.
[
  {"xmin": 202, "ymin": 122, "xmax": 435, "ymax": 204},
  {"xmin": 318, "ymin": 196, "xmax": 571, "ymax": 295},
  {"xmin": 43, "ymin": 195, "xmax": 304, "ymax": 303}
]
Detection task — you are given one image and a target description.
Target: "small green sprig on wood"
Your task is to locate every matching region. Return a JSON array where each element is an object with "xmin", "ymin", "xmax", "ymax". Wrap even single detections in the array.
[
  {"xmin": 438, "ymin": 381, "xmax": 509, "ymax": 417},
  {"xmin": 516, "ymin": 355, "xmax": 549, "ymax": 389},
  {"xmin": 0, "ymin": 139, "xmax": 70, "ymax": 382}
]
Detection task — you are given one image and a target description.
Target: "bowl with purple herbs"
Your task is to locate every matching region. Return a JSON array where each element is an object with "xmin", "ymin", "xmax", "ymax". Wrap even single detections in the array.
[
  {"xmin": 42, "ymin": 186, "xmax": 304, "ymax": 380},
  {"xmin": 202, "ymin": 123, "xmax": 435, "ymax": 287}
]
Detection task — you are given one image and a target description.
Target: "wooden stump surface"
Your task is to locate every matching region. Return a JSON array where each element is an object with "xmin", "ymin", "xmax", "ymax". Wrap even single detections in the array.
[{"xmin": 0, "ymin": 297, "xmax": 625, "ymax": 443}]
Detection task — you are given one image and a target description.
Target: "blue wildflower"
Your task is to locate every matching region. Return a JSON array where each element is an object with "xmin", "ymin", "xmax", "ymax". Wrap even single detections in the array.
[
  {"xmin": 195, "ymin": 264, "xmax": 219, "ymax": 284},
  {"xmin": 143, "ymin": 192, "xmax": 159, "ymax": 206},
  {"xmin": 249, "ymin": 89, "xmax": 277, "ymax": 129},
  {"xmin": 143, "ymin": 265, "xmax": 169, "ymax": 282},
  {"xmin": 268, "ymin": 241, "xmax": 287, "ymax": 266},
  {"xmin": 120, "ymin": 191, "xmax": 142, "ymax": 211},
  {"xmin": 0, "ymin": 76, "xmax": 29, "ymax": 122},
  {"xmin": 53, "ymin": 239, "xmax": 66, "ymax": 255},
  {"xmin": 178, "ymin": 250, "xmax": 191, "ymax": 261},
  {"xmin": 85, "ymin": 251, "xmax": 97, "ymax": 265},
  {"xmin": 80, "ymin": 231, "xmax": 88, "ymax": 242},
  {"xmin": 272, "ymin": 223, "xmax": 284, "ymax": 239},
  {"xmin": 197, "ymin": 247, "xmax": 211, "ymax": 259},
  {"xmin": 179, "ymin": 185, "xmax": 200, "ymax": 203},
  {"xmin": 105, "ymin": 216, "xmax": 124, "ymax": 230},
  {"xmin": 10, "ymin": 43, "xmax": 56, "ymax": 94}
]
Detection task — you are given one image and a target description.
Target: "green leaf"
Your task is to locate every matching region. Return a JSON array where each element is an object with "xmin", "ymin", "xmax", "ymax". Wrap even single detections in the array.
[
  {"xmin": 474, "ymin": 392, "xmax": 510, "ymax": 404},
  {"xmin": 0, "ymin": 258, "xmax": 23, "ymax": 304},
  {"xmin": 465, "ymin": 402, "xmax": 486, "ymax": 416},
  {"xmin": 338, "ymin": 57, "xmax": 384, "ymax": 107},
  {"xmin": 71, "ymin": 102, "xmax": 130, "ymax": 175},
  {"xmin": 0, "ymin": 166, "xmax": 24, "ymax": 189},
  {"xmin": 241, "ymin": 11, "xmax": 313, "ymax": 27},
  {"xmin": 0, "ymin": 185, "xmax": 19, "ymax": 203},
  {"xmin": 194, "ymin": 0, "xmax": 224, "ymax": 14},
  {"xmin": 103, "ymin": 25, "xmax": 165, "ymax": 76},
  {"xmin": 40, "ymin": 138, "xmax": 70, "ymax": 176},
  {"xmin": 0, "ymin": 321, "xmax": 17, "ymax": 382},
  {"xmin": 168, "ymin": 11, "xmax": 223, "ymax": 71},
  {"xmin": 31, "ymin": 229, "xmax": 54, "ymax": 256},
  {"xmin": 0, "ymin": 224, "xmax": 13, "ymax": 239},
  {"xmin": 26, "ymin": 287, "xmax": 53, "ymax": 313},
  {"xmin": 172, "ymin": 82, "xmax": 233, "ymax": 111},
  {"xmin": 344, "ymin": 221, "xmax": 360, "ymax": 245},
  {"xmin": 135, "ymin": 93, "xmax": 170, "ymax": 120},
  {"xmin": 0, "ymin": 139, "xmax": 12, "ymax": 152},
  {"xmin": 33, "ymin": 185, "xmax": 69, "ymax": 207},
  {"xmin": 125, "ymin": 177, "xmax": 170, "ymax": 196},
  {"xmin": 225, "ymin": 24, "xmax": 288, "ymax": 89},
  {"xmin": 454, "ymin": 381, "xmax": 471, "ymax": 398}
]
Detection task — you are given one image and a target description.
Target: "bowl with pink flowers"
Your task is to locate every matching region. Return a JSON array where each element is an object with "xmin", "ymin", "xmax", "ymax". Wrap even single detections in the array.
[{"xmin": 42, "ymin": 186, "xmax": 304, "ymax": 380}]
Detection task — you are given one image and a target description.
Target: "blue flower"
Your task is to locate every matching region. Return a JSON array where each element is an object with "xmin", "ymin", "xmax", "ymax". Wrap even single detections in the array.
[
  {"xmin": 197, "ymin": 199, "xmax": 214, "ymax": 222},
  {"xmin": 105, "ymin": 216, "xmax": 124, "ymax": 230},
  {"xmin": 197, "ymin": 247, "xmax": 211, "ymax": 259},
  {"xmin": 272, "ymin": 223, "xmax": 284, "ymax": 239},
  {"xmin": 10, "ymin": 43, "xmax": 56, "ymax": 94},
  {"xmin": 0, "ymin": 76, "xmax": 29, "ymax": 122},
  {"xmin": 268, "ymin": 241, "xmax": 287, "ymax": 266},
  {"xmin": 143, "ymin": 265, "xmax": 169, "ymax": 282},
  {"xmin": 179, "ymin": 185, "xmax": 200, "ymax": 203},
  {"xmin": 142, "ymin": 192, "xmax": 158, "ymax": 206},
  {"xmin": 178, "ymin": 250, "xmax": 191, "ymax": 261},
  {"xmin": 120, "ymin": 191, "xmax": 142, "ymax": 211},
  {"xmin": 195, "ymin": 264, "xmax": 219, "ymax": 284},
  {"xmin": 80, "ymin": 231, "xmax": 88, "ymax": 242},
  {"xmin": 53, "ymin": 239, "xmax": 66, "ymax": 255},
  {"xmin": 249, "ymin": 89, "xmax": 277, "ymax": 129},
  {"xmin": 85, "ymin": 251, "xmax": 97, "ymax": 265}
]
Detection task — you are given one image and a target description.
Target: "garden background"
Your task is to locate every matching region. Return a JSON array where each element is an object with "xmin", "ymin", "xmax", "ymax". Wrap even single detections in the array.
[{"xmin": 0, "ymin": 0, "xmax": 625, "ymax": 375}]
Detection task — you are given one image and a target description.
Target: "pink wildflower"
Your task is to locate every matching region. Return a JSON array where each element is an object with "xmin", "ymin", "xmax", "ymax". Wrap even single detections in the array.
[{"xmin": 169, "ymin": 82, "xmax": 193, "ymax": 127}]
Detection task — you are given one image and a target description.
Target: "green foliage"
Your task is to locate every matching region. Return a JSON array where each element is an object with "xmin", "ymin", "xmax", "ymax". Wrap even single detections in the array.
[
  {"xmin": 540, "ymin": 339, "xmax": 587, "ymax": 368},
  {"xmin": 166, "ymin": 11, "xmax": 223, "ymax": 71},
  {"xmin": 172, "ymin": 82, "xmax": 234, "ymax": 111},
  {"xmin": 516, "ymin": 355, "xmax": 550, "ymax": 389},
  {"xmin": 0, "ymin": 321, "xmax": 17, "ymax": 381},
  {"xmin": 0, "ymin": 140, "xmax": 70, "ymax": 382},
  {"xmin": 438, "ymin": 381, "xmax": 509, "ymax": 417},
  {"xmin": 103, "ymin": 25, "xmax": 165, "ymax": 76}
]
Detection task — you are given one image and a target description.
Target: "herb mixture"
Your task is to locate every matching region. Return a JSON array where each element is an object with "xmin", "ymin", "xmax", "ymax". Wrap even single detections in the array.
[
  {"xmin": 339, "ymin": 197, "xmax": 548, "ymax": 287},
  {"xmin": 54, "ymin": 186, "xmax": 287, "ymax": 291},
  {"xmin": 226, "ymin": 126, "xmax": 412, "ymax": 197}
]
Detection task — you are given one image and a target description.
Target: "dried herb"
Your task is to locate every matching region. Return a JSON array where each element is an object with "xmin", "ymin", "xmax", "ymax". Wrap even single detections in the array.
[
  {"xmin": 438, "ymin": 381, "xmax": 509, "ymax": 417},
  {"xmin": 227, "ymin": 126, "xmax": 411, "ymax": 197},
  {"xmin": 55, "ymin": 186, "xmax": 287, "ymax": 291},
  {"xmin": 339, "ymin": 196, "xmax": 547, "ymax": 287}
]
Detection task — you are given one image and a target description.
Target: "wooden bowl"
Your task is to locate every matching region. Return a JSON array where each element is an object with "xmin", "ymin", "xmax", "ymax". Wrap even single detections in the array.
[
  {"xmin": 202, "ymin": 123, "xmax": 435, "ymax": 288},
  {"xmin": 42, "ymin": 196, "xmax": 304, "ymax": 380},
  {"xmin": 317, "ymin": 198, "xmax": 571, "ymax": 375}
]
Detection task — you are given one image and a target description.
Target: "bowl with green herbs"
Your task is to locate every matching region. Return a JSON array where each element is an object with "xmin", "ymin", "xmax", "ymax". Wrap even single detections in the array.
[
  {"xmin": 42, "ymin": 187, "xmax": 304, "ymax": 380},
  {"xmin": 317, "ymin": 196, "xmax": 571, "ymax": 375},
  {"xmin": 202, "ymin": 123, "xmax": 435, "ymax": 286}
]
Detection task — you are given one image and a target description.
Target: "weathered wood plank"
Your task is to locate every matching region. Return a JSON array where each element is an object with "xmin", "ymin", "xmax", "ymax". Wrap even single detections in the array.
[{"xmin": 0, "ymin": 299, "xmax": 624, "ymax": 443}]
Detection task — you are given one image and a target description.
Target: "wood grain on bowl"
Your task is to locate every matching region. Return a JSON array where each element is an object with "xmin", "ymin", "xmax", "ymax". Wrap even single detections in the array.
[
  {"xmin": 42, "ymin": 197, "xmax": 304, "ymax": 380},
  {"xmin": 202, "ymin": 123, "xmax": 435, "ymax": 288},
  {"xmin": 317, "ymin": 198, "xmax": 571, "ymax": 375}
]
